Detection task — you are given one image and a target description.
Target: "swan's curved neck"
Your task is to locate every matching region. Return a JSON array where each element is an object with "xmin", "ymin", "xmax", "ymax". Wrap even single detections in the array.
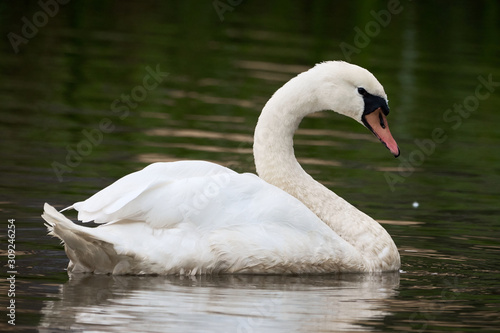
[
  {"xmin": 253, "ymin": 75, "xmax": 399, "ymax": 271},
  {"xmin": 254, "ymin": 70, "xmax": 323, "ymax": 192},
  {"xmin": 253, "ymin": 95, "xmax": 314, "ymax": 197},
  {"xmin": 253, "ymin": 82, "xmax": 346, "ymax": 230}
]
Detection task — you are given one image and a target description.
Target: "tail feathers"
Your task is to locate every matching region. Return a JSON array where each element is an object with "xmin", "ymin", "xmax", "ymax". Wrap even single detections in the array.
[
  {"xmin": 42, "ymin": 203, "xmax": 127, "ymax": 274},
  {"xmin": 43, "ymin": 203, "xmax": 77, "ymax": 238}
]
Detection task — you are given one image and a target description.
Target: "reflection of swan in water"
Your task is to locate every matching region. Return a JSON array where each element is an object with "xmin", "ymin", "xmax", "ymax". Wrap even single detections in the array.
[
  {"xmin": 39, "ymin": 273, "xmax": 399, "ymax": 332},
  {"xmin": 42, "ymin": 61, "xmax": 400, "ymax": 275}
]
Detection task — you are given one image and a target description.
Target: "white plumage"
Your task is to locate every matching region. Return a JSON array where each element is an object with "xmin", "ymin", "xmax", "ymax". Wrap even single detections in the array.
[{"xmin": 43, "ymin": 61, "xmax": 401, "ymax": 275}]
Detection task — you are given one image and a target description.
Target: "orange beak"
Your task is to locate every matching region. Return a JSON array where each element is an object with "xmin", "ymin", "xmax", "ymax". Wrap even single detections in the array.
[{"xmin": 363, "ymin": 108, "xmax": 400, "ymax": 157}]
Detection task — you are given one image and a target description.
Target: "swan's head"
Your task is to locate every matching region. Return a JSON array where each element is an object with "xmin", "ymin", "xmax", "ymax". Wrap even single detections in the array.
[{"xmin": 306, "ymin": 61, "xmax": 400, "ymax": 157}]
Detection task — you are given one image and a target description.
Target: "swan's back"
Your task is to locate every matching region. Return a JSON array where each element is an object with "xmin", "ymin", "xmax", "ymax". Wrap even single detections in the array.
[{"xmin": 43, "ymin": 161, "xmax": 363, "ymax": 275}]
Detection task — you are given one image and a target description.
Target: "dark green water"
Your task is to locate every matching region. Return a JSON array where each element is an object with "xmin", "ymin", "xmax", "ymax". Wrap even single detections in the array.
[{"xmin": 1, "ymin": 1, "xmax": 499, "ymax": 332}]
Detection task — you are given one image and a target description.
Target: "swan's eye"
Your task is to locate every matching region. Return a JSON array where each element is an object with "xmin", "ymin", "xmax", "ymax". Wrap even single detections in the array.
[{"xmin": 357, "ymin": 87, "xmax": 368, "ymax": 96}]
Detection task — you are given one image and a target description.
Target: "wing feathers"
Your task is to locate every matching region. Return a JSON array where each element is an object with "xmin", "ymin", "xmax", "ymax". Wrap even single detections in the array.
[{"xmin": 71, "ymin": 161, "xmax": 237, "ymax": 227}]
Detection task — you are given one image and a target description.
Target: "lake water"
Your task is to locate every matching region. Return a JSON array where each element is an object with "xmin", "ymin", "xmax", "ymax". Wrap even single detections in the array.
[{"xmin": 1, "ymin": 1, "xmax": 499, "ymax": 332}]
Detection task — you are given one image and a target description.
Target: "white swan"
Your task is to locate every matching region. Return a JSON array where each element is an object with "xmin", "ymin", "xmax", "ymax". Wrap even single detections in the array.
[{"xmin": 42, "ymin": 61, "xmax": 401, "ymax": 275}]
